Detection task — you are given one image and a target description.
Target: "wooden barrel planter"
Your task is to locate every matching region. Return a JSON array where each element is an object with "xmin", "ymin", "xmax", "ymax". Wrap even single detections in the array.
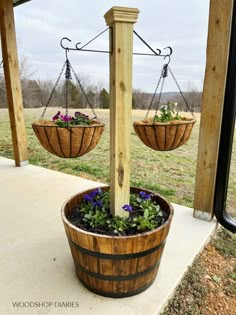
[
  {"xmin": 32, "ymin": 120, "xmax": 105, "ymax": 158},
  {"xmin": 61, "ymin": 186, "xmax": 174, "ymax": 298},
  {"xmin": 133, "ymin": 117, "xmax": 196, "ymax": 151}
]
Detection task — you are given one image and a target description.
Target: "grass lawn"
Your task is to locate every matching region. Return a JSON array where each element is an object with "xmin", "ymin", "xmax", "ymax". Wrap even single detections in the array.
[
  {"xmin": 0, "ymin": 108, "xmax": 236, "ymax": 314},
  {"xmin": 0, "ymin": 108, "xmax": 235, "ymax": 212}
]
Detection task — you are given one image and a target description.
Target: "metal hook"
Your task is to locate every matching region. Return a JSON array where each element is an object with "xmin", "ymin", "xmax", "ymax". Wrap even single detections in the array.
[
  {"xmin": 60, "ymin": 37, "xmax": 71, "ymax": 59},
  {"xmin": 75, "ymin": 42, "xmax": 82, "ymax": 50},
  {"xmin": 59, "ymin": 30, "xmax": 111, "ymax": 54},
  {"xmin": 163, "ymin": 46, "xmax": 173, "ymax": 65}
]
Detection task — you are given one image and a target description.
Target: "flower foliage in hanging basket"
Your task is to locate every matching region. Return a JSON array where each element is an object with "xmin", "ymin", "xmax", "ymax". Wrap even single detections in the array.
[
  {"xmin": 133, "ymin": 102, "xmax": 196, "ymax": 151},
  {"xmin": 32, "ymin": 111, "xmax": 105, "ymax": 158}
]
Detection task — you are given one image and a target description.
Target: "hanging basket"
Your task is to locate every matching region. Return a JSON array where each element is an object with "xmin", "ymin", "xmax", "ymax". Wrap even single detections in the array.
[
  {"xmin": 133, "ymin": 117, "xmax": 196, "ymax": 151},
  {"xmin": 32, "ymin": 120, "xmax": 105, "ymax": 158}
]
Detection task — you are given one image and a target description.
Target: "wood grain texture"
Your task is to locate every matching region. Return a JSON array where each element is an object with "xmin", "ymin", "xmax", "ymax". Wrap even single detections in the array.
[
  {"xmin": 194, "ymin": 0, "xmax": 233, "ymax": 218},
  {"xmin": 104, "ymin": 7, "xmax": 139, "ymax": 217},
  {"xmin": 61, "ymin": 186, "xmax": 174, "ymax": 298},
  {"xmin": 0, "ymin": 0, "xmax": 28, "ymax": 166}
]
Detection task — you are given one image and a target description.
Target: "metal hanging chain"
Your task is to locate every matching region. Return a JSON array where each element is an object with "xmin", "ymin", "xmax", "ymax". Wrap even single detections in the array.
[
  {"xmin": 154, "ymin": 75, "xmax": 166, "ymax": 120},
  {"xmin": 40, "ymin": 57, "xmax": 97, "ymax": 120},
  {"xmin": 168, "ymin": 66, "xmax": 195, "ymax": 117},
  {"xmin": 145, "ymin": 64, "xmax": 168, "ymax": 119},
  {"xmin": 145, "ymin": 72, "xmax": 162, "ymax": 119},
  {"xmin": 69, "ymin": 61, "xmax": 97, "ymax": 119},
  {"xmin": 40, "ymin": 60, "xmax": 67, "ymax": 119},
  {"xmin": 145, "ymin": 64, "xmax": 195, "ymax": 121},
  {"xmin": 65, "ymin": 58, "xmax": 72, "ymax": 118}
]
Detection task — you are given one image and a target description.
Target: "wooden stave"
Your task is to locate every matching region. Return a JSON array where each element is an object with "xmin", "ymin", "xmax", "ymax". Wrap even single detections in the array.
[{"xmin": 61, "ymin": 186, "xmax": 174, "ymax": 297}]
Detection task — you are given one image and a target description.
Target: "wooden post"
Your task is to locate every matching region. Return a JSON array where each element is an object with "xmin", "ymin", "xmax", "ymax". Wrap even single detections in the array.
[
  {"xmin": 194, "ymin": 0, "xmax": 233, "ymax": 221},
  {"xmin": 104, "ymin": 7, "xmax": 139, "ymax": 217},
  {"xmin": 0, "ymin": 0, "xmax": 28, "ymax": 166}
]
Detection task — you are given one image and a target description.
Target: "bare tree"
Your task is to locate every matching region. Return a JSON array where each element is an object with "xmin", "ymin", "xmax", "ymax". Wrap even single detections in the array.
[
  {"xmin": 132, "ymin": 89, "xmax": 150, "ymax": 109},
  {"xmin": 176, "ymin": 81, "xmax": 202, "ymax": 112},
  {"xmin": 19, "ymin": 55, "xmax": 36, "ymax": 80}
]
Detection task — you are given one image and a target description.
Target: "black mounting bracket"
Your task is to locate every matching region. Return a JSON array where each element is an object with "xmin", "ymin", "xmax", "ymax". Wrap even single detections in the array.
[{"xmin": 60, "ymin": 27, "xmax": 173, "ymax": 61}]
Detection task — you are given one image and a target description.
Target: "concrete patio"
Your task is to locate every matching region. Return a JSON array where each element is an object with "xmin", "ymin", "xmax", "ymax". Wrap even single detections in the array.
[{"xmin": 0, "ymin": 157, "xmax": 217, "ymax": 315}]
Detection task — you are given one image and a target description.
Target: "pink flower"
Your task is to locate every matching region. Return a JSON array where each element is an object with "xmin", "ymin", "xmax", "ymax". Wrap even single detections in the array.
[
  {"xmin": 60, "ymin": 115, "xmax": 72, "ymax": 122},
  {"xmin": 52, "ymin": 111, "xmax": 61, "ymax": 121}
]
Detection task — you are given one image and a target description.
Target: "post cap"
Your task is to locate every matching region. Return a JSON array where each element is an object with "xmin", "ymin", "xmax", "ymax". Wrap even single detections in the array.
[{"xmin": 104, "ymin": 6, "xmax": 139, "ymax": 25}]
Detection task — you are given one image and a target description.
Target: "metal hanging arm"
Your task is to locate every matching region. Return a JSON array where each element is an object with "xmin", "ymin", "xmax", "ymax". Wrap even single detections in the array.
[
  {"xmin": 133, "ymin": 30, "xmax": 173, "ymax": 58},
  {"xmin": 133, "ymin": 30, "xmax": 161, "ymax": 55},
  {"xmin": 60, "ymin": 28, "xmax": 173, "ymax": 59},
  {"xmin": 60, "ymin": 27, "xmax": 112, "ymax": 54}
]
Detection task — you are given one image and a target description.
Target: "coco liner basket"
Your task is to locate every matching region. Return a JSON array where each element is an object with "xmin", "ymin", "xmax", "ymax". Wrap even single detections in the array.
[
  {"xmin": 133, "ymin": 117, "xmax": 196, "ymax": 151},
  {"xmin": 32, "ymin": 55, "xmax": 105, "ymax": 158},
  {"xmin": 61, "ymin": 186, "xmax": 174, "ymax": 298},
  {"xmin": 133, "ymin": 62, "xmax": 196, "ymax": 151},
  {"xmin": 32, "ymin": 120, "xmax": 105, "ymax": 158}
]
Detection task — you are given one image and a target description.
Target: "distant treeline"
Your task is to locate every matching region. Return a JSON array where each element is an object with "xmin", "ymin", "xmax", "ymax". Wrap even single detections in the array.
[{"xmin": 0, "ymin": 75, "xmax": 202, "ymax": 112}]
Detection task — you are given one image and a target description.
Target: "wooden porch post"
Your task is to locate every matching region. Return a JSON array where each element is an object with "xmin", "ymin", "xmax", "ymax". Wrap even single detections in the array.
[
  {"xmin": 194, "ymin": 0, "xmax": 233, "ymax": 220},
  {"xmin": 0, "ymin": 0, "xmax": 28, "ymax": 166},
  {"xmin": 104, "ymin": 7, "xmax": 139, "ymax": 217}
]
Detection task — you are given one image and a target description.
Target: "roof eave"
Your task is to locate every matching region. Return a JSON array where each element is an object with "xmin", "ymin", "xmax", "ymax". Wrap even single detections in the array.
[{"xmin": 13, "ymin": 0, "xmax": 31, "ymax": 7}]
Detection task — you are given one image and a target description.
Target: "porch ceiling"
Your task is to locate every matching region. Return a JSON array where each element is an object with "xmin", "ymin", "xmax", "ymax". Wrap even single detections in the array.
[{"xmin": 13, "ymin": 0, "xmax": 31, "ymax": 7}]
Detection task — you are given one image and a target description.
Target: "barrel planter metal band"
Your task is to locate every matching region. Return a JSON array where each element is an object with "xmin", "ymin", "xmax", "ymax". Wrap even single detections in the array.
[
  {"xmin": 32, "ymin": 120, "xmax": 105, "ymax": 158},
  {"xmin": 69, "ymin": 237, "xmax": 166, "ymax": 260},
  {"xmin": 61, "ymin": 186, "xmax": 174, "ymax": 298},
  {"xmin": 133, "ymin": 118, "xmax": 196, "ymax": 151}
]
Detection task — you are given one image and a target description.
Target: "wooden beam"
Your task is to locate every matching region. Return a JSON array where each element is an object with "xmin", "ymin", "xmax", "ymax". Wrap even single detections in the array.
[
  {"xmin": 194, "ymin": 0, "xmax": 233, "ymax": 221},
  {"xmin": 0, "ymin": 0, "xmax": 28, "ymax": 166},
  {"xmin": 104, "ymin": 7, "xmax": 139, "ymax": 217}
]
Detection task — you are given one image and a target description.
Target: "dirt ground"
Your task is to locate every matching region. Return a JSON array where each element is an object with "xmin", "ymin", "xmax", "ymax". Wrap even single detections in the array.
[
  {"xmin": 198, "ymin": 241, "xmax": 236, "ymax": 315},
  {"xmin": 162, "ymin": 228, "xmax": 236, "ymax": 315}
]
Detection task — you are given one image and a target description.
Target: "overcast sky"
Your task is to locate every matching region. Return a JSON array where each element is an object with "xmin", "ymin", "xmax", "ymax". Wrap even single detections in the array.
[{"xmin": 12, "ymin": 0, "xmax": 210, "ymax": 92}]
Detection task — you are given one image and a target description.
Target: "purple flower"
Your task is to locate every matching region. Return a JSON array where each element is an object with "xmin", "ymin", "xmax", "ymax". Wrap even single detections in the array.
[
  {"xmin": 74, "ymin": 111, "xmax": 81, "ymax": 117},
  {"xmin": 84, "ymin": 194, "xmax": 92, "ymax": 202},
  {"xmin": 96, "ymin": 200, "xmax": 103, "ymax": 208},
  {"xmin": 96, "ymin": 188, "xmax": 103, "ymax": 195},
  {"xmin": 90, "ymin": 188, "xmax": 102, "ymax": 198},
  {"xmin": 122, "ymin": 204, "xmax": 133, "ymax": 212},
  {"xmin": 90, "ymin": 190, "xmax": 98, "ymax": 198},
  {"xmin": 92, "ymin": 200, "xmax": 103, "ymax": 208},
  {"xmin": 60, "ymin": 115, "xmax": 72, "ymax": 122},
  {"xmin": 52, "ymin": 111, "xmax": 61, "ymax": 121},
  {"xmin": 139, "ymin": 191, "xmax": 151, "ymax": 200}
]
